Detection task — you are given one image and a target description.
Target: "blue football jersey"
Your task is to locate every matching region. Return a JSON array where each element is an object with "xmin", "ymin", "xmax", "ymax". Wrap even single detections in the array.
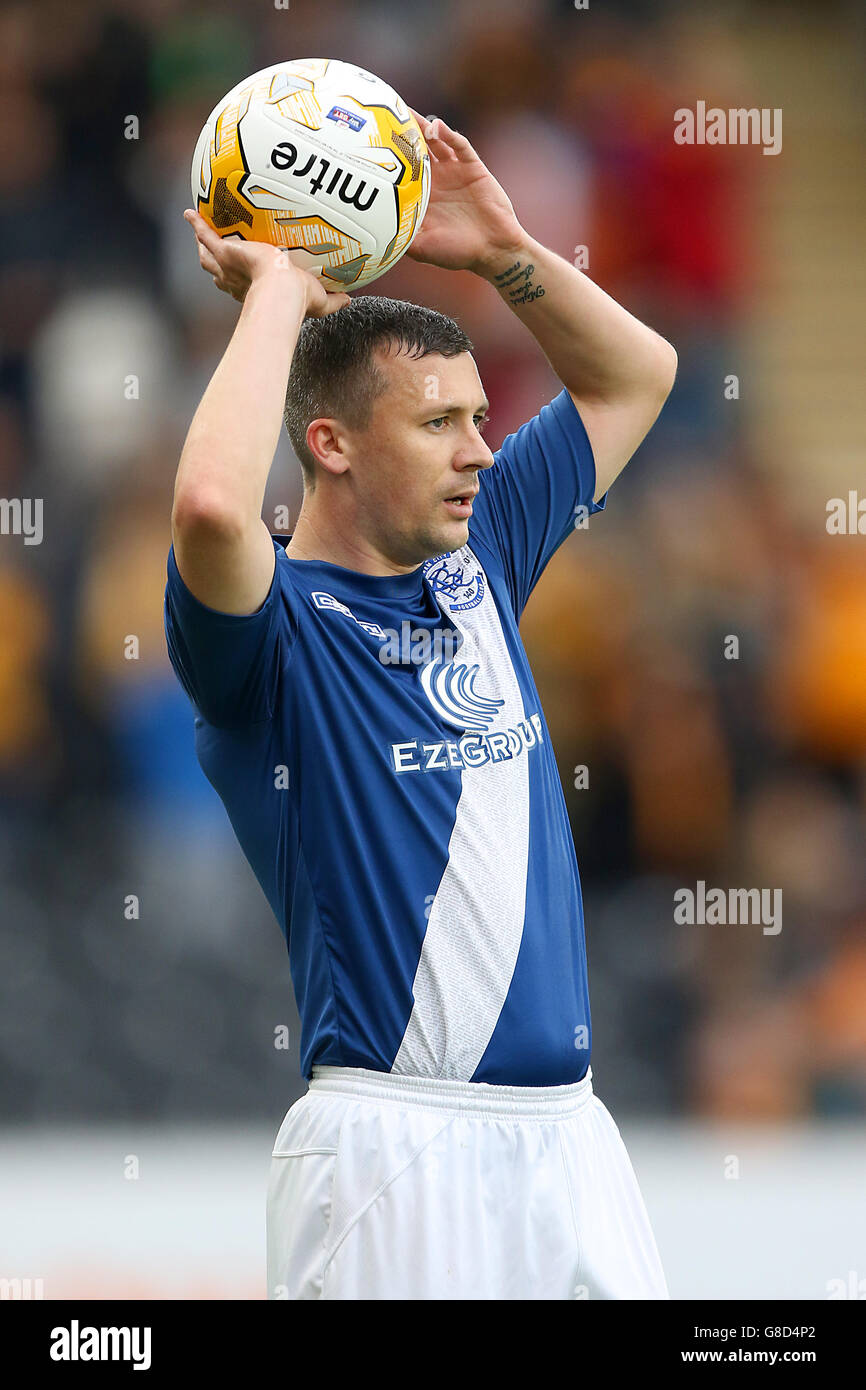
[{"xmin": 164, "ymin": 387, "xmax": 607, "ymax": 1085}]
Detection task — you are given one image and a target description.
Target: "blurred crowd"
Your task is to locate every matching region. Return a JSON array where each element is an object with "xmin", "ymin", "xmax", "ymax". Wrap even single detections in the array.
[{"xmin": 1, "ymin": 0, "xmax": 865, "ymax": 1123}]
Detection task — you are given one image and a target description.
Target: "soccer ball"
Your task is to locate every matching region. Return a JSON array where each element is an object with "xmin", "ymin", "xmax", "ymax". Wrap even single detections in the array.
[{"xmin": 190, "ymin": 58, "xmax": 431, "ymax": 292}]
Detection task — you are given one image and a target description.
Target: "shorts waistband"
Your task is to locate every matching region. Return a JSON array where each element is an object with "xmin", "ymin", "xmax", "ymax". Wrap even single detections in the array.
[{"xmin": 308, "ymin": 1064, "xmax": 594, "ymax": 1119}]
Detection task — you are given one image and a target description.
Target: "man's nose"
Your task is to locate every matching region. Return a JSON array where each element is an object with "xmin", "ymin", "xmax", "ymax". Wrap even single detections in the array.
[{"xmin": 454, "ymin": 437, "xmax": 495, "ymax": 471}]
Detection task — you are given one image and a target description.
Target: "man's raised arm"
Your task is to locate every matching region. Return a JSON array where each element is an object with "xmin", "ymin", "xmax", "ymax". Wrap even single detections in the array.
[
  {"xmin": 171, "ymin": 211, "xmax": 350, "ymax": 616},
  {"xmin": 476, "ymin": 236, "xmax": 677, "ymax": 502},
  {"xmin": 406, "ymin": 114, "xmax": 677, "ymax": 500}
]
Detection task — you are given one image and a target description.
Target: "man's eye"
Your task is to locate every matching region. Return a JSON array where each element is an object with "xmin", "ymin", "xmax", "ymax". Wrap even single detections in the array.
[{"xmin": 426, "ymin": 415, "xmax": 489, "ymax": 430}]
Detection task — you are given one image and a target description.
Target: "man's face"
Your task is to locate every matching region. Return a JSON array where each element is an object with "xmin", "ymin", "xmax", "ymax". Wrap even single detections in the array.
[{"xmin": 340, "ymin": 347, "xmax": 496, "ymax": 567}]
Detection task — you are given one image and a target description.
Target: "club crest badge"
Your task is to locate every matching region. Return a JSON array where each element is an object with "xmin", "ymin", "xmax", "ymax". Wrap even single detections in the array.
[{"xmin": 423, "ymin": 549, "xmax": 485, "ymax": 612}]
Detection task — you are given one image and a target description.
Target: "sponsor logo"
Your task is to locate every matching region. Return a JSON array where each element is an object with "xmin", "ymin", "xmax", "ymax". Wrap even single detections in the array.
[
  {"xmin": 424, "ymin": 551, "xmax": 485, "ymax": 612},
  {"xmin": 420, "ymin": 656, "xmax": 502, "ymax": 732},
  {"xmin": 311, "ymin": 591, "xmax": 387, "ymax": 639},
  {"xmin": 390, "ymin": 713, "xmax": 544, "ymax": 774},
  {"xmin": 270, "ymin": 142, "xmax": 379, "ymax": 210},
  {"xmin": 326, "ymin": 105, "xmax": 366, "ymax": 133}
]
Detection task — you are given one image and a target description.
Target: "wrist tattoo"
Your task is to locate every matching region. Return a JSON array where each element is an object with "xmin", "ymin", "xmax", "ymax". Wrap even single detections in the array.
[{"xmin": 493, "ymin": 259, "xmax": 546, "ymax": 306}]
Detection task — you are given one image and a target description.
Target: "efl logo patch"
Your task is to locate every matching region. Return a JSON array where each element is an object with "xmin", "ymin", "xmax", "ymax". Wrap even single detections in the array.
[{"xmin": 326, "ymin": 105, "xmax": 366, "ymax": 133}]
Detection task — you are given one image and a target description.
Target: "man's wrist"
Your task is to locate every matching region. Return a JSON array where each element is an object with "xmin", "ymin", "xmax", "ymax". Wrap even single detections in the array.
[
  {"xmin": 470, "ymin": 227, "xmax": 533, "ymax": 282},
  {"xmin": 476, "ymin": 235, "xmax": 549, "ymax": 309},
  {"xmin": 244, "ymin": 261, "xmax": 310, "ymax": 317}
]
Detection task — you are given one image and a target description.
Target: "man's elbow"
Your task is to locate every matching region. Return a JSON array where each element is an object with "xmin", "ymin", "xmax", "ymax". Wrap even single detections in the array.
[
  {"xmin": 652, "ymin": 337, "xmax": 679, "ymax": 403},
  {"xmin": 171, "ymin": 485, "xmax": 245, "ymax": 549},
  {"xmin": 631, "ymin": 338, "xmax": 678, "ymax": 449}
]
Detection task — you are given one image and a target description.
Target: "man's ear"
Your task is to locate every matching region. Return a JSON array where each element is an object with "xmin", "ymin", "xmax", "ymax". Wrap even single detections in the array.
[{"xmin": 306, "ymin": 418, "xmax": 350, "ymax": 478}]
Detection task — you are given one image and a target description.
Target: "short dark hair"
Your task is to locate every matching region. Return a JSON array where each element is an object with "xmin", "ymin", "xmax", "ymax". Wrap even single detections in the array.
[{"xmin": 283, "ymin": 295, "xmax": 474, "ymax": 488}]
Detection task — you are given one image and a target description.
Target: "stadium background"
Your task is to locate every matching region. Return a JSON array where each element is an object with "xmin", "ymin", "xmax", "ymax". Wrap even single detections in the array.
[{"xmin": 1, "ymin": 0, "xmax": 865, "ymax": 1298}]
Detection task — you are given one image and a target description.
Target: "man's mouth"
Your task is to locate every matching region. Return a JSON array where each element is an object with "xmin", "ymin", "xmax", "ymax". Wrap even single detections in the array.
[{"xmin": 443, "ymin": 488, "xmax": 478, "ymax": 518}]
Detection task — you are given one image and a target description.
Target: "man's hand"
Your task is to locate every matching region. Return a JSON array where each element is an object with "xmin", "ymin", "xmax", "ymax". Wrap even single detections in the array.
[
  {"xmin": 183, "ymin": 208, "xmax": 352, "ymax": 316},
  {"xmin": 406, "ymin": 113, "xmax": 525, "ymax": 278}
]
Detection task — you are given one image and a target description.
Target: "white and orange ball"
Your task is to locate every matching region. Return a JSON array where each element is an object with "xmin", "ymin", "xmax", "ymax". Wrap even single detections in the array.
[{"xmin": 190, "ymin": 57, "xmax": 431, "ymax": 291}]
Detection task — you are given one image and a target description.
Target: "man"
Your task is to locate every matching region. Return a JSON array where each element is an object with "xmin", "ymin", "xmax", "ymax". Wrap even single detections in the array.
[{"xmin": 165, "ymin": 113, "xmax": 677, "ymax": 1300}]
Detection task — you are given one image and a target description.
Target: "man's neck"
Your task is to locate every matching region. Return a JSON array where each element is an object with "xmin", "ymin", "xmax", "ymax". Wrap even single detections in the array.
[{"xmin": 284, "ymin": 507, "xmax": 421, "ymax": 578}]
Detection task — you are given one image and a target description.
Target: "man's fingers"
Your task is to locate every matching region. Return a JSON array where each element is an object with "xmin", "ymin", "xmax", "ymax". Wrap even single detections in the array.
[
  {"xmin": 326, "ymin": 293, "xmax": 352, "ymax": 314},
  {"xmin": 183, "ymin": 208, "xmax": 225, "ymax": 257},
  {"xmin": 186, "ymin": 211, "xmax": 240, "ymax": 286},
  {"xmin": 438, "ymin": 122, "xmax": 476, "ymax": 163},
  {"xmin": 408, "ymin": 108, "xmax": 445, "ymax": 143},
  {"xmin": 184, "ymin": 206, "xmax": 349, "ymax": 305},
  {"xmin": 196, "ymin": 240, "xmax": 222, "ymax": 276}
]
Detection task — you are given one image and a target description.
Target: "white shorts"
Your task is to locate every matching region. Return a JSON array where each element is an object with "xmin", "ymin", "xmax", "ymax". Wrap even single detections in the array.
[{"xmin": 266, "ymin": 1063, "xmax": 669, "ymax": 1300}]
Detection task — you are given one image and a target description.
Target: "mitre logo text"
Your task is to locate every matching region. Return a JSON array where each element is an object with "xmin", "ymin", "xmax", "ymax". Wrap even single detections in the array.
[
  {"xmin": 390, "ymin": 712, "xmax": 544, "ymax": 774},
  {"xmin": 270, "ymin": 141, "xmax": 379, "ymax": 210}
]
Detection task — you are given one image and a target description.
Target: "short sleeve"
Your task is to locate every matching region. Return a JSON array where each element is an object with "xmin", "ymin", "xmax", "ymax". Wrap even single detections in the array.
[
  {"xmin": 163, "ymin": 535, "xmax": 298, "ymax": 729},
  {"xmin": 469, "ymin": 388, "xmax": 608, "ymax": 620}
]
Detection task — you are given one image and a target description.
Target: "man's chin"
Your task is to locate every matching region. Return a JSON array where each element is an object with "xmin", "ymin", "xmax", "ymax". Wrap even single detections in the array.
[
  {"xmin": 402, "ymin": 518, "xmax": 470, "ymax": 567},
  {"xmin": 431, "ymin": 517, "xmax": 470, "ymax": 557}
]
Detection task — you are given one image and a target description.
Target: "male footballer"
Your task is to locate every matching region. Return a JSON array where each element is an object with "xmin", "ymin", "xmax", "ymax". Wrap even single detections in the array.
[{"xmin": 165, "ymin": 114, "xmax": 677, "ymax": 1299}]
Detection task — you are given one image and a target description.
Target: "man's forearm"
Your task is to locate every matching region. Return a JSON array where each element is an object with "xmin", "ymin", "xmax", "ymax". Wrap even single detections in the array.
[
  {"xmin": 477, "ymin": 233, "xmax": 677, "ymax": 404},
  {"xmin": 173, "ymin": 270, "xmax": 307, "ymax": 532}
]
